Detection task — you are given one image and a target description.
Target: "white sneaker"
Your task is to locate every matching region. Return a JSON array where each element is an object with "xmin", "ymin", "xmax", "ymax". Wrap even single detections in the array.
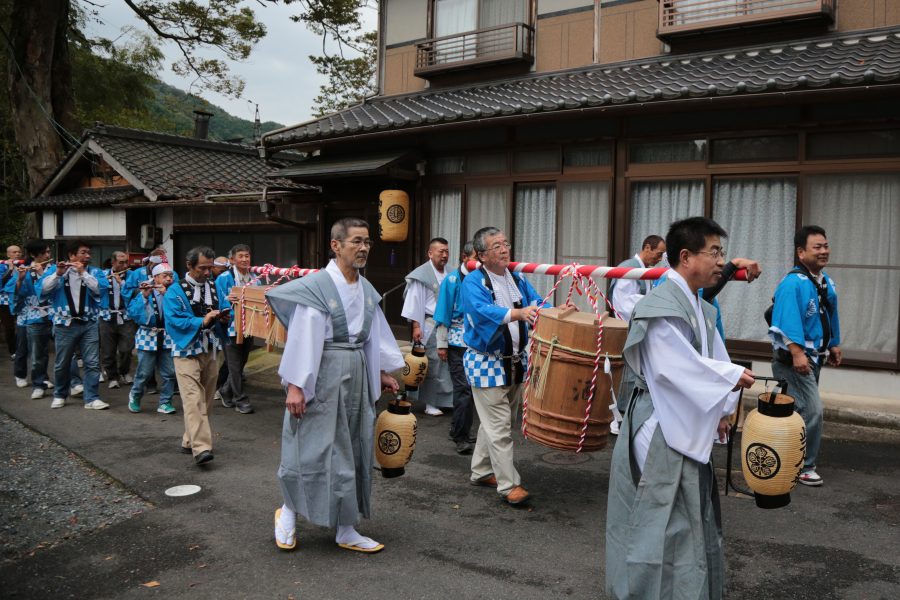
[
  {"xmin": 71, "ymin": 384, "xmax": 84, "ymax": 396},
  {"xmin": 123, "ymin": 374, "xmax": 134, "ymax": 384},
  {"xmin": 108, "ymin": 379, "xmax": 120, "ymax": 389},
  {"xmin": 609, "ymin": 419, "xmax": 620, "ymax": 436},
  {"xmin": 99, "ymin": 372, "xmax": 105, "ymax": 383},
  {"xmin": 424, "ymin": 405, "xmax": 444, "ymax": 416},
  {"xmin": 798, "ymin": 469, "xmax": 823, "ymax": 487},
  {"xmin": 50, "ymin": 397, "xmax": 65, "ymax": 409},
  {"xmin": 30, "ymin": 388, "xmax": 44, "ymax": 399},
  {"xmin": 16, "ymin": 377, "xmax": 28, "ymax": 388},
  {"xmin": 44, "ymin": 381, "xmax": 54, "ymax": 389},
  {"xmin": 84, "ymin": 399, "xmax": 110, "ymax": 410}
]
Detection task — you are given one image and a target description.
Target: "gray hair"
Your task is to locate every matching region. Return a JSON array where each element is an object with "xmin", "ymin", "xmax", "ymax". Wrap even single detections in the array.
[
  {"xmin": 461, "ymin": 240, "xmax": 475, "ymax": 260},
  {"xmin": 331, "ymin": 217, "xmax": 369, "ymax": 242},
  {"xmin": 186, "ymin": 246, "xmax": 216, "ymax": 268},
  {"xmin": 472, "ymin": 227, "xmax": 502, "ymax": 254},
  {"xmin": 112, "ymin": 250, "xmax": 128, "ymax": 261}
]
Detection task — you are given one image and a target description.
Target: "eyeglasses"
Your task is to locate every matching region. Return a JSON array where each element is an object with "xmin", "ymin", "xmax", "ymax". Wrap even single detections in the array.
[
  {"xmin": 344, "ymin": 238, "xmax": 373, "ymax": 248},
  {"xmin": 489, "ymin": 241, "xmax": 511, "ymax": 252},
  {"xmin": 695, "ymin": 249, "xmax": 727, "ymax": 260}
]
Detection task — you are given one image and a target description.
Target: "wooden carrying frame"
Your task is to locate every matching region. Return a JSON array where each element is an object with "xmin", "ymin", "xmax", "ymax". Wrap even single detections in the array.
[{"xmin": 232, "ymin": 286, "xmax": 286, "ymax": 350}]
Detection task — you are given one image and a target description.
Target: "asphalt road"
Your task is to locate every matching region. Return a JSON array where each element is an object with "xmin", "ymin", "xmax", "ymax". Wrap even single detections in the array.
[{"xmin": 1, "ymin": 368, "xmax": 898, "ymax": 600}]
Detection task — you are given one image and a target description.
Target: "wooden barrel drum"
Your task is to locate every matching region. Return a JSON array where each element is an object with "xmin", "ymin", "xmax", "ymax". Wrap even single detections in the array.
[{"xmin": 525, "ymin": 308, "xmax": 628, "ymax": 452}]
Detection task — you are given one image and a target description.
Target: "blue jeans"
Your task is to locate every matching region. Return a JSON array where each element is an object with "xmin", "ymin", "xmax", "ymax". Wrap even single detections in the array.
[
  {"xmin": 25, "ymin": 321, "xmax": 51, "ymax": 390},
  {"xmin": 14, "ymin": 324, "xmax": 28, "ymax": 380},
  {"xmin": 131, "ymin": 349, "xmax": 175, "ymax": 406},
  {"xmin": 772, "ymin": 356, "xmax": 823, "ymax": 470},
  {"xmin": 53, "ymin": 320, "xmax": 101, "ymax": 402}
]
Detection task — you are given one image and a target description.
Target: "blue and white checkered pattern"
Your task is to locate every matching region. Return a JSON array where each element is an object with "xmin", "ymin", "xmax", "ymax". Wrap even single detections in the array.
[
  {"xmin": 50, "ymin": 304, "xmax": 102, "ymax": 326},
  {"xmin": 0, "ymin": 291, "xmax": 8, "ymax": 306},
  {"xmin": 463, "ymin": 349, "xmax": 506, "ymax": 388},
  {"xmin": 172, "ymin": 329, "xmax": 221, "ymax": 358},
  {"xmin": 134, "ymin": 326, "xmax": 174, "ymax": 352},
  {"xmin": 448, "ymin": 318, "xmax": 465, "ymax": 348}
]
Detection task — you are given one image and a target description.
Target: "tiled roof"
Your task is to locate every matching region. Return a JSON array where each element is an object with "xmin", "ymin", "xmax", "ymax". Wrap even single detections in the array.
[
  {"xmin": 86, "ymin": 125, "xmax": 306, "ymax": 199},
  {"xmin": 18, "ymin": 185, "xmax": 141, "ymax": 209},
  {"xmin": 263, "ymin": 28, "xmax": 900, "ymax": 150}
]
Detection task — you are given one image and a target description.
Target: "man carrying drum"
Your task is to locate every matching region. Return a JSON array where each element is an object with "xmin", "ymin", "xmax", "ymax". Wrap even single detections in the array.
[{"xmin": 460, "ymin": 226, "xmax": 546, "ymax": 506}]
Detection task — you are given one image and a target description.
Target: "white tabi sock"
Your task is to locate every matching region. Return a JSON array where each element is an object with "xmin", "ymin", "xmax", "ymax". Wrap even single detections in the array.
[
  {"xmin": 335, "ymin": 525, "xmax": 380, "ymax": 549},
  {"xmin": 276, "ymin": 504, "xmax": 296, "ymax": 544}
]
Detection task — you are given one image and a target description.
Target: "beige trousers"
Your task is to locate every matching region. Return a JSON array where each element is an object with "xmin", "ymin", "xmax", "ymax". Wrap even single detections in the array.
[
  {"xmin": 470, "ymin": 383, "xmax": 522, "ymax": 495},
  {"xmin": 174, "ymin": 353, "xmax": 218, "ymax": 456}
]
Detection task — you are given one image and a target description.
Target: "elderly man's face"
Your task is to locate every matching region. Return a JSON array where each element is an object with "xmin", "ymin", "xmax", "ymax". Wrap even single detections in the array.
[
  {"xmin": 479, "ymin": 232, "xmax": 511, "ymax": 274},
  {"xmin": 6, "ymin": 246, "xmax": 22, "ymax": 260}
]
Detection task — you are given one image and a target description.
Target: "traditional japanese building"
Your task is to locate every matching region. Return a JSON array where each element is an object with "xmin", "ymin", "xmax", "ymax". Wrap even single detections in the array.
[{"xmin": 261, "ymin": 1, "xmax": 900, "ymax": 399}]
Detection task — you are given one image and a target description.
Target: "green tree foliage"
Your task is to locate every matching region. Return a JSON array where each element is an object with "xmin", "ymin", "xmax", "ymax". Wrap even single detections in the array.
[{"xmin": 310, "ymin": 30, "xmax": 377, "ymax": 117}]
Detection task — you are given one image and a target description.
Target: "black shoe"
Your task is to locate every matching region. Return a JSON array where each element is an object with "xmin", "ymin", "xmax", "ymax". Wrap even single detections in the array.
[
  {"xmin": 455, "ymin": 441, "xmax": 474, "ymax": 455},
  {"xmin": 194, "ymin": 450, "xmax": 214, "ymax": 465},
  {"xmin": 235, "ymin": 400, "xmax": 254, "ymax": 414},
  {"xmin": 179, "ymin": 445, "xmax": 192, "ymax": 455}
]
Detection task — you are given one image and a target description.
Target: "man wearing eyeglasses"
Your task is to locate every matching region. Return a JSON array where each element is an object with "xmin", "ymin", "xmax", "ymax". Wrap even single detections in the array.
[
  {"xmin": 267, "ymin": 218, "xmax": 403, "ymax": 553},
  {"xmin": 606, "ymin": 217, "xmax": 755, "ymax": 599},
  {"xmin": 401, "ymin": 237, "xmax": 454, "ymax": 416},
  {"xmin": 768, "ymin": 225, "xmax": 841, "ymax": 488},
  {"xmin": 460, "ymin": 227, "xmax": 547, "ymax": 506}
]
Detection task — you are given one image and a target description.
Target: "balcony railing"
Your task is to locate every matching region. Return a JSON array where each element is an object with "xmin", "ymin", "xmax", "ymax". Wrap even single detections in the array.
[
  {"xmin": 658, "ymin": 0, "xmax": 835, "ymax": 39},
  {"xmin": 415, "ymin": 22, "xmax": 535, "ymax": 78}
]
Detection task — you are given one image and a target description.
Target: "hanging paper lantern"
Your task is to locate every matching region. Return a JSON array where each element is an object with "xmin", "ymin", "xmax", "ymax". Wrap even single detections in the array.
[
  {"xmin": 401, "ymin": 343, "xmax": 428, "ymax": 391},
  {"xmin": 741, "ymin": 390, "xmax": 806, "ymax": 509},
  {"xmin": 378, "ymin": 189, "xmax": 409, "ymax": 242},
  {"xmin": 375, "ymin": 393, "xmax": 417, "ymax": 478}
]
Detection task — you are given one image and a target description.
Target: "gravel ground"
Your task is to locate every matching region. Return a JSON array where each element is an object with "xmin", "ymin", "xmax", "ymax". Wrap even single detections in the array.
[{"xmin": 0, "ymin": 413, "xmax": 151, "ymax": 563}]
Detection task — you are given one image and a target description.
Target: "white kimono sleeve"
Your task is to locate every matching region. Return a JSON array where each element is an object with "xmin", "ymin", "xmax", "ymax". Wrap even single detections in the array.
[
  {"xmin": 278, "ymin": 305, "xmax": 327, "ymax": 403},
  {"xmin": 401, "ymin": 280, "xmax": 430, "ymax": 339},
  {"xmin": 612, "ymin": 278, "xmax": 642, "ymax": 323},
  {"xmin": 363, "ymin": 306, "xmax": 405, "ymax": 400},
  {"xmin": 641, "ymin": 316, "xmax": 744, "ymax": 464}
]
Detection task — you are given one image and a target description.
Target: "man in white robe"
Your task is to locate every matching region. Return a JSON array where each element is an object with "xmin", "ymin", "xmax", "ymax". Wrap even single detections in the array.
[
  {"xmin": 605, "ymin": 217, "xmax": 755, "ymax": 599},
  {"xmin": 268, "ymin": 218, "xmax": 404, "ymax": 554},
  {"xmin": 401, "ymin": 237, "xmax": 452, "ymax": 416}
]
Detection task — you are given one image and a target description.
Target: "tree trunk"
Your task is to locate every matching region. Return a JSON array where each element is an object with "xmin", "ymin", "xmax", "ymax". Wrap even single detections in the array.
[{"xmin": 8, "ymin": 0, "xmax": 74, "ymax": 196}]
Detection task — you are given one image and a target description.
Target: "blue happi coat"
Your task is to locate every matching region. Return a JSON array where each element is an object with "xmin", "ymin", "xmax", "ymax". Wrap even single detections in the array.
[
  {"xmin": 128, "ymin": 290, "xmax": 174, "ymax": 351},
  {"xmin": 4, "ymin": 266, "xmax": 51, "ymax": 325},
  {"xmin": 433, "ymin": 267, "xmax": 467, "ymax": 348},
  {"xmin": 461, "ymin": 268, "xmax": 545, "ymax": 388},
  {"xmin": 162, "ymin": 280, "xmax": 221, "ymax": 357},
  {"xmin": 769, "ymin": 267, "xmax": 840, "ymax": 357},
  {"xmin": 39, "ymin": 267, "xmax": 109, "ymax": 325}
]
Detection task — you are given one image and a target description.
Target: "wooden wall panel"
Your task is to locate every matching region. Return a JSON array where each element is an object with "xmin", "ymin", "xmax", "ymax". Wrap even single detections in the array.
[
  {"xmin": 536, "ymin": 9, "xmax": 596, "ymax": 72},
  {"xmin": 383, "ymin": 45, "xmax": 426, "ymax": 96}
]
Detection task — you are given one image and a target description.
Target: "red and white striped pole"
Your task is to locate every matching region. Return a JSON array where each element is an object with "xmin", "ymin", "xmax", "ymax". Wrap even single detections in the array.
[{"xmin": 462, "ymin": 260, "xmax": 748, "ymax": 281}]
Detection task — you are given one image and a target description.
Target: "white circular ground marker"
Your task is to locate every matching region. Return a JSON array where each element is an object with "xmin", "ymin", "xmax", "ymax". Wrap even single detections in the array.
[{"xmin": 165, "ymin": 484, "xmax": 202, "ymax": 497}]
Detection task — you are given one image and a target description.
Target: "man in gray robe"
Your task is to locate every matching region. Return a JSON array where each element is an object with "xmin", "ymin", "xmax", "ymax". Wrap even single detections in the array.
[
  {"xmin": 268, "ymin": 217, "xmax": 403, "ymax": 554},
  {"xmin": 608, "ymin": 234, "xmax": 666, "ymax": 433},
  {"xmin": 605, "ymin": 217, "xmax": 754, "ymax": 599},
  {"xmin": 401, "ymin": 237, "xmax": 453, "ymax": 415}
]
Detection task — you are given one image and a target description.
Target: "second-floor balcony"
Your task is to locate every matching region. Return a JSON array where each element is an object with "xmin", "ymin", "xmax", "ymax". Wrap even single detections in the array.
[
  {"xmin": 658, "ymin": 0, "xmax": 835, "ymax": 40},
  {"xmin": 415, "ymin": 22, "xmax": 535, "ymax": 78}
]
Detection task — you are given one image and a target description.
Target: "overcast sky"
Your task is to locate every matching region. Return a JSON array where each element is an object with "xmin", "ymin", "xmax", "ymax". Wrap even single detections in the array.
[{"xmin": 84, "ymin": 1, "xmax": 377, "ymax": 128}]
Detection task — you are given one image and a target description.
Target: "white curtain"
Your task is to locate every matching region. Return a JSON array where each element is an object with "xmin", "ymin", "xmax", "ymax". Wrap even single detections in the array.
[
  {"xmin": 515, "ymin": 183, "xmax": 556, "ymax": 299},
  {"xmin": 630, "ymin": 180, "xmax": 705, "ymax": 253},
  {"xmin": 431, "ymin": 188, "xmax": 463, "ymax": 269},
  {"xmin": 805, "ymin": 174, "xmax": 900, "ymax": 362},
  {"xmin": 713, "ymin": 177, "xmax": 797, "ymax": 342},
  {"xmin": 467, "ymin": 185, "xmax": 510, "ymax": 241},
  {"xmin": 435, "ymin": 0, "xmax": 477, "ymax": 62},
  {"xmin": 480, "ymin": 0, "xmax": 527, "ymax": 27},
  {"xmin": 558, "ymin": 182, "xmax": 611, "ymax": 311}
]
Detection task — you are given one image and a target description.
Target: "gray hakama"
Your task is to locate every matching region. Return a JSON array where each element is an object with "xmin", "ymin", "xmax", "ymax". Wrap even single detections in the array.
[
  {"xmin": 606, "ymin": 279, "xmax": 731, "ymax": 600},
  {"xmin": 268, "ymin": 267, "xmax": 383, "ymax": 528},
  {"xmin": 402, "ymin": 261, "xmax": 453, "ymax": 409}
]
